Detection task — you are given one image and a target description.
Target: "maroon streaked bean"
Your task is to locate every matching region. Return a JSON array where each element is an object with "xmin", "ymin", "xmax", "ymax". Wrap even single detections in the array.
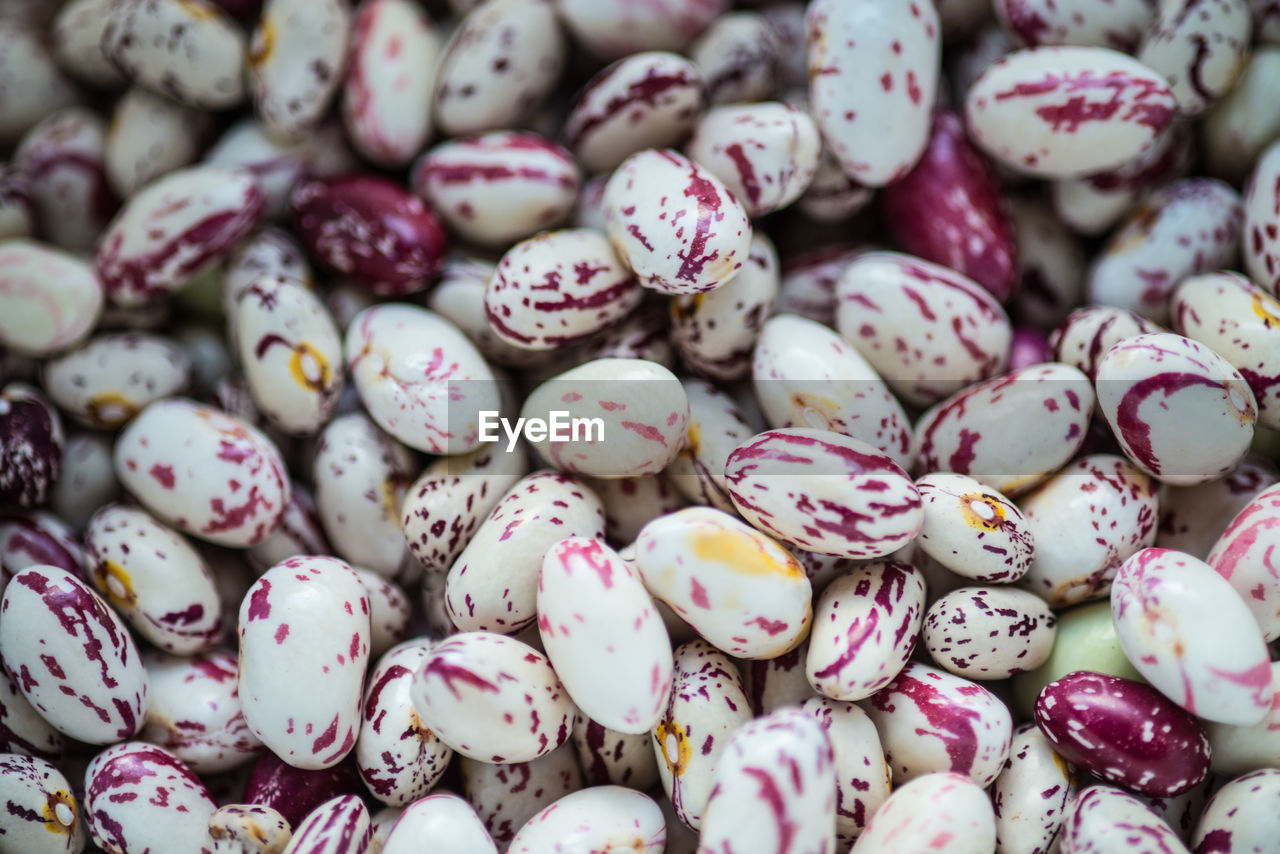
[
  {"xmin": 42, "ymin": 333, "xmax": 191, "ymax": 429},
  {"xmin": 242, "ymin": 753, "xmax": 364, "ymax": 829},
  {"xmin": 555, "ymin": 0, "xmax": 727, "ymax": 59},
  {"xmin": 993, "ymin": 0, "xmax": 1157, "ymax": 50},
  {"xmin": 0, "ymin": 384, "xmax": 63, "ymax": 510},
  {"xmin": 801, "ymin": 697, "xmax": 889, "ymax": 846},
  {"xmin": 247, "ymin": 0, "xmax": 351, "ymax": 143},
  {"xmin": 835, "ymin": 251, "xmax": 1013, "ymax": 407},
  {"xmin": 572, "ymin": 716, "xmax": 660, "ymax": 790},
  {"xmin": 508, "ymin": 786, "xmax": 665, "ymax": 854},
  {"xmin": 806, "ymin": 0, "xmax": 941, "ymax": 187},
  {"xmin": 341, "ymin": 0, "xmax": 442, "ymax": 169},
  {"xmin": 965, "ymin": 47, "xmax": 1178, "ymax": 177},
  {"xmin": 580, "ymin": 302, "xmax": 677, "ymax": 366},
  {"xmin": 795, "ymin": 148, "xmax": 877, "ymax": 223},
  {"xmin": 1207, "ymin": 482, "xmax": 1280, "ymax": 641},
  {"xmin": 0, "ymin": 240, "xmax": 103, "ymax": 357},
  {"xmin": 1036, "ymin": 671, "xmax": 1210, "ymax": 796},
  {"xmin": 738, "ymin": 642, "xmax": 815, "ymax": 715},
  {"xmin": 773, "ymin": 246, "xmax": 862, "ymax": 326},
  {"xmin": 1202, "ymin": 661, "xmax": 1280, "ymax": 774},
  {"xmin": 1059, "ymin": 786, "xmax": 1188, "ymax": 854},
  {"xmin": 916, "ymin": 473, "xmax": 1034, "ymax": 583},
  {"xmin": 204, "ymin": 119, "xmax": 310, "ymax": 222},
  {"xmin": 684, "ymin": 101, "xmax": 821, "ymax": 219},
  {"xmin": 13, "ymin": 107, "xmax": 116, "ymax": 253},
  {"xmin": 1008, "ymin": 194, "xmax": 1087, "ymax": 329},
  {"xmin": 284, "ymin": 794, "xmax": 371, "ymax": 854},
  {"xmin": 0, "ymin": 753, "xmax": 83, "ymax": 854},
  {"xmin": 689, "ymin": 11, "xmax": 781, "ymax": 106},
  {"xmin": 351, "ymin": 567, "xmax": 409, "ymax": 658},
  {"xmin": 1190, "ymin": 769, "xmax": 1280, "ymax": 854},
  {"xmin": 460, "ymin": 742, "xmax": 582, "ymax": 849},
  {"xmin": 0, "ymin": 667, "xmax": 64, "ymax": 758},
  {"xmin": 1050, "ymin": 305, "xmax": 1162, "ymax": 381},
  {"xmin": 412, "ymin": 131, "xmax": 582, "ymax": 247},
  {"xmin": 139, "ymin": 650, "xmax": 262, "ymax": 775},
  {"xmin": 924, "ymin": 586, "xmax": 1055, "ymax": 679},
  {"xmin": 0, "ymin": 510, "xmax": 86, "ymax": 599},
  {"xmin": 665, "ymin": 379, "xmax": 752, "ymax": 513},
  {"xmin": 1138, "ymin": 0, "xmax": 1252, "ymax": 117},
  {"xmin": 432, "ymin": 0, "xmax": 564, "ymax": 137},
  {"xmin": 584, "ymin": 473, "xmax": 687, "ymax": 545},
  {"xmin": 881, "ymin": 109, "xmax": 1018, "ymax": 302},
  {"xmin": 1243, "ymin": 139, "xmax": 1280, "ymax": 297}
]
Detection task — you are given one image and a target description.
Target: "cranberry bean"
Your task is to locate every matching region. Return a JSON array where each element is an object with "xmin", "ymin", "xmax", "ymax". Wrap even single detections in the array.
[
  {"xmin": 382, "ymin": 793, "xmax": 497, "ymax": 854},
  {"xmin": 352, "ymin": 568, "xmax": 409, "ymax": 657},
  {"xmin": 993, "ymin": 0, "xmax": 1157, "ymax": 50},
  {"xmin": 0, "ymin": 166, "xmax": 34, "ymax": 240},
  {"xmin": 114, "ymin": 398, "xmax": 290, "ymax": 547},
  {"xmin": 0, "ymin": 240, "xmax": 103, "ymax": 357},
  {"xmin": 652, "ymin": 639, "xmax": 753, "ymax": 830},
  {"xmin": 1207, "ymin": 483, "xmax": 1280, "ymax": 640},
  {"xmin": 572, "ymin": 717, "xmax": 660, "ymax": 790},
  {"xmin": 1201, "ymin": 46, "xmax": 1280, "ymax": 183},
  {"xmin": 992, "ymin": 724, "xmax": 1076, "ymax": 854},
  {"xmin": 915, "ymin": 363, "xmax": 1095, "ymax": 496},
  {"xmin": 13, "ymin": 108, "xmax": 116, "ymax": 253},
  {"xmin": 1050, "ymin": 305, "xmax": 1162, "ymax": 381},
  {"xmin": 248, "ymin": 0, "xmax": 351, "ymax": 142},
  {"xmin": 209, "ymin": 804, "xmax": 292, "ymax": 854},
  {"xmin": 0, "ymin": 22, "xmax": 79, "ymax": 145},
  {"xmin": 835, "ymin": 251, "xmax": 1013, "ymax": 406},
  {"xmin": 1059, "ymin": 786, "xmax": 1188, "ymax": 854},
  {"xmin": 665, "ymin": 379, "xmax": 753, "ymax": 513},
  {"xmin": 139, "ymin": 650, "xmax": 261, "ymax": 774},
  {"xmin": 242, "ymin": 753, "xmax": 364, "ymax": 828},
  {"xmin": 850, "ymin": 772, "xmax": 996, "ymax": 854},
  {"xmin": 1097, "ymin": 332, "xmax": 1256, "ymax": 484},
  {"xmin": 284, "ymin": 794, "xmax": 370, "ymax": 854},
  {"xmin": 924, "ymin": 586, "xmax": 1055, "ymax": 679},
  {"xmin": 806, "ymin": 0, "xmax": 941, "ymax": 187},
  {"xmin": 916, "ymin": 473, "xmax": 1034, "ymax": 583},
  {"xmin": 82, "ymin": 743, "xmax": 215, "ymax": 854},
  {"xmin": 0, "ymin": 666, "xmax": 63, "ymax": 758},
  {"xmin": 413, "ymin": 132, "xmax": 581, "ymax": 246},
  {"xmin": 1203, "ymin": 661, "xmax": 1280, "ymax": 774},
  {"xmin": 753, "ymin": 314, "xmax": 914, "ymax": 470},
  {"xmin": 581, "ymin": 302, "xmax": 678, "ymax": 366},
  {"xmin": 555, "ymin": 0, "xmax": 726, "ymax": 59},
  {"xmin": 0, "ymin": 753, "xmax": 83, "ymax": 854},
  {"xmin": 1036, "ymin": 671, "xmax": 1210, "ymax": 796},
  {"xmin": 1243, "ymin": 139, "xmax": 1280, "ymax": 297},
  {"xmin": 965, "ymin": 47, "xmax": 1178, "ymax": 177},
  {"xmin": 444, "ymin": 471, "xmax": 605, "ymax": 633},
  {"xmin": 881, "ymin": 110, "xmax": 1018, "ymax": 301},
  {"xmin": 107, "ymin": 84, "xmax": 212, "ymax": 200},
  {"xmin": 0, "ymin": 510, "xmax": 86, "ymax": 600},
  {"xmin": 344, "ymin": 303, "xmax": 500, "ymax": 455},
  {"xmin": 341, "ymin": 0, "xmax": 442, "ymax": 168},
  {"xmin": 103, "ymin": 0, "xmax": 246, "ymax": 110},
  {"xmin": 725, "ymin": 428, "xmax": 922, "ymax": 559},
  {"xmin": 603, "ymin": 148, "xmax": 752, "ymax": 295},
  {"xmin": 50, "ymin": 0, "xmax": 128, "ymax": 87},
  {"xmin": 1190, "ymin": 769, "xmax": 1280, "ymax": 854},
  {"xmin": 689, "ymin": 12, "xmax": 781, "ymax": 106},
  {"xmin": 42, "ymin": 333, "xmax": 191, "ymax": 429},
  {"xmin": 0, "ymin": 384, "xmax": 64, "ymax": 510},
  {"xmin": 636, "ymin": 506, "xmax": 812, "ymax": 659},
  {"xmin": 564, "ymin": 51, "xmax": 703, "ymax": 175},
  {"xmin": 1138, "ymin": 0, "xmax": 1252, "ymax": 117},
  {"xmin": 238, "ymin": 556, "xmax": 370, "ymax": 769},
  {"xmin": 459, "ymin": 742, "xmax": 582, "ymax": 848},
  {"xmin": 432, "ymin": 0, "xmax": 564, "ymax": 137},
  {"xmin": 1113, "ymin": 547, "xmax": 1273, "ymax": 725},
  {"xmin": 806, "ymin": 560, "xmax": 926, "ymax": 702},
  {"xmin": 410, "ymin": 631, "xmax": 574, "ymax": 763},
  {"xmin": 85, "ymin": 504, "xmax": 224, "ymax": 654},
  {"xmin": 685, "ymin": 102, "xmax": 821, "ymax": 219},
  {"xmin": 801, "ymin": 698, "xmax": 889, "ymax": 845},
  {"xmin": 509, "ymin": 786, "xmax": 665, "ymax": 853}
]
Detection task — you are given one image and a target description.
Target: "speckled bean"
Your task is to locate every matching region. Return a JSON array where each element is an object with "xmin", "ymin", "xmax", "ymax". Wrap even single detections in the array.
[
  {"xmin": 800, "ymin": 697, "xmax": 889, "ymax": 845},
  {"xmin": 1190, "ymin": 769, "xmax": 1280, "ymax": 854},
  {"xmin": 382, "ymin": 793, "xmax": 495, "ymax": 854},
  {"xmin": 248, "ymin": 0, "xmax": 351, "ymax": 142},
  {"xmin": 555, "ymin": 0, "xmax": 726, "ymax": 59},
  {"xmin": 209, "ymin": 804, "xmax": 292, "ymax": 854},
  {"xmin": 993, "ymin": 0, "xmax": 1157, "ymax": 50},
  {"xmin": 665, "ymin": 379, "xmax": 752, "ymax": 512},
  {"xmin": 1206, "ymin": 482, "xmax": 1280, "ymax": 640},
  {"xmin": 106, "ymin": 86, "xmax": 211, "ymax": 198},
  {"xmin": 140, "ymin": 650, "xmax": 261, "ymax": 774},
  {"xmin": 0, "ymin": 663, "xmax": 64, "ymax": 758},
  {"xmin": 806, "ymin": 0, "xmax": 941, "ymax": 186},
  {"xmin": 924, "ymin": 586, "xmax": 1055, "ymax": 679},
  {"xmin": 1201, "ymin": 46, "xmax": 1280, "ymax": 183},
  {"xmin": 1050, "ymin": 305, "xmax": 1163, "ymax": 381},
  {"xmin": 509, "ymin": 786, "xmax": 665, "ymax": 853},
  {"xmin": 835, "ymin": 251, "xmax": 1013, "ymax": 406},
  {"xmin": 1138, "ymin": 0, "xmax": 1252, "ymax": 116},
  {"xmin": 915, "ymin": 473, "xmax": 1034, "ymax": 583},
  {"xmin": 689, "ymin": 12, "xmax": 781, "ymax": 106},
  {"xmin": 0, "ymin": 385, "xmax": 64, "ymax": 510},
  {"xmin": 0, "ymin": 753, "xmax": 83, "ymax": 854},
  {"xmin": 1244, "ymin": 140, "xmax": 1280, "ymax": 296},
  {"xmin": 965, "ymin": 47, "xmax": 1178, "ymax": 177},
  {"xmin": 0, "ymin": 240, "xmax": 102, "ymax": 357},
  {"xmin": 42, "ymin": 333, "xmax": 191, "ymax": 429},
  {"xmin": 238, "ymin": 556, "xmax": 370, "ymax": 769},
  {"xmin": 459, "ymin": 742, "xmax": 583, "ymax": 848},
  {"xmin": 242, "ymin": 753, "xmax": 365, "ymax": 829},
  {"xmin": 1009, "ymin": 194, "xmax": 1088, "ymax": 328},
  {"xmin": 13, "ymin": 108, "xmax": 116, "ymax": 253},
  {"xmin": 1158, "ymin": 456, "xmax": 1279, "ymax": 558},
  {"xmin": 992, "ymin": 724, "xmax": 1076, "ymax": 854},
  {"xmin": 572, "ymin": 717, "xmax": 660, "ymax": 790},
  {"xmin": 84, "ymin": 742, "xmax": 216, "ymax": 854},
  {"xmin": 281, "ymin": 794, "xmax": 370, "ymax": 854},
  {"xmin": 1058, "ymin": 786, "xmax": 1188, "ymax": 854},
  {"xmin": 850, "ymin": 772, "xmax": 997, "ymax": 854},
  {"xmin": 1112, "ymin": 547, "xmax": 1273, "ymax": 725}
]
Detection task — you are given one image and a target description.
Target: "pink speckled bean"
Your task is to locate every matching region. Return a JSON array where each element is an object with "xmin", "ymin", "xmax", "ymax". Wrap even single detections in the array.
[
  {"xmin": 96, "ymin": 166, "xmax": 263, "ymax": 307},
  {"xmin": 1157, "ymin": 456, "xmax": 1279, "ymax": 558},
  {"xmin": 994, "ymin": 0, "xmax": 1157, "ymax": 50},
  {"xmin": 1203, "ymin": 663, "xmax": 1280, "ymax": 772},
  {"xmin": 283, "ymin": 794, "xmax": 371, "ymax": 854},
  {"xmin": 140, "ymin": 650, "xmax": 262, "ymax": 774},
  {"xmin": 344, "ymin": 303, "xmax": 500, "ymax": 455},
  {"xmin": 248, "ymin": 0, "xmax": 351, "ymax": 142},
  {"xmin": 509, "ymin": 786, "xmax": 665, "ymax": 853},
  {"xmin": 585, "ymin": 473, "xmax": 687, "ymax": 545},
  {"xmin": 805, "ymin": 560, "xmax": 926, "ymax": 701},
  {"xmin": 1113, "ymin": 547, "xmax": 1273, "ymax": 725},
  {"xmin": 753, "ymin": 314, "xmax": 914, "ymax": 470},
  {"xmin": 84, "ymin": 743, "xmax": 215, "ymax": 854},
  {"xmin": 914, "ymin": 363, "xmax": 1094, "ymax": 495},
  {"xmin": 410, "ymin": 631, "xmax": 574, "ymax": 763},
  {"xmin": 725, "ymin": 428, "xmax": 922, "ymax": 559},
  {"xmin": 1087, "ymin": 178, "xmax": 1243, "ymax": 323},
  {"xmin": 916, "ymin": 473, "xmax": 1034, "ymax": 583},
  {"xmin": 835, "ymin": 251, "xmax": 1013, "ymax": 407},
  {"xmin": 459, "ymin": 743, "xmax": 582, "ymax": 848},
  {"xmin": 210, "ymin": 804, "xmax": 292, "ymax": 854},
  {"xmin": 0, "ymin": 510, "xmax": 86, "ymax": 600},
  {"xmin": 1139, "ymin": 0, "xmax": 1252, "ymax": 116},
  {"xmin": 0, "ymin": 666, "xmax": 64, "ymax": 758},
  {"xmin": 103, "ymin": 0, "xmax": 246, "ymax": 109},
  {"xmin": 238, "ymin": 555, "xmax": 370, "ymax": 769},
  {"xmin": 850, "ymin": 772, "xmax": 996, "ymax": 854},
  {"xmin": 42, "ymin": 333, "xmax": 192, "ymax": 429},
  {"xmin": 13, "ymin": 108, "xmax": 116, "ymax": 253},
  {"xmin": 801, "ymin": 697, "xmax": 889, "ymax": 845},
  {"xmin": 865, "ymin": 662, "xmax": 1013, "ymax": 787},
  {"xmin": 355, "ymin": 639, "xmax": 451, "ymax": 806},
  {"xmin": 1190, "ymin": 769, "xmax": 1280, "ymax": 854},
  {"xmin": 0, "ymin": 754, "xmax": 83, "ymax": 854},
  {"xmin": 573, "ymin": 716, "xmax": 660, "ymax": 790},
  {"xmin": 1097, "ymin": 332, "xmax": 1256, "ymax": 485},
  {"xmin": 0, "ymin": 566, "xmax": 146, "ymax": 744},
  {"xmin": 1243, "ymin": 139, "xmax": 1280, "ymax": 297},
  {"xmin": 1050, "ymin": 305, "xmax": 1162, "ymax": 381},
  {"xmin": 1059, "ymin": 786, "xmax": 1187, "ymax": 854},
  {"xmin": 684, "ymin": 102, "xmax": 821, "ymax": 219},
  {"xmin": 1207, "ymin": 483, "xmax": 1280, "ymax": 640},
  {"xmin": 341, "ymin": 0, "xmax": 441, "ymax": 168},
  {"xmin": 603, "ymin": 148, "xmax": 752, "ymax": 295},
  {"xmin": 0, "ymin": 240, "xmax": 103, "ymax": 357},
  {"xmin": 247, "ymin": 480, "xmax": 330, "ymax": 573},
  {"xmin": 698, "ymin": 708, "xmax": 836, "ymax": 852},
  {"xmin": 114, "ymin": 398, "xmax": 290, "ymax": 547},
  {"xmin": 432, "ymin": 0, "xmax": 564, "ymax": 137},
  {"xmin": 652, "ymin": 639, "xmax": 753, "ymax": 831},
  {"xmin": 242, "ymin": 752, "xmax": 365, "ymax": 829},
  {"xmin": 1018, "ymin": 454, "xmax": 1159, "ymax": 607},
  {"xmin": 795, "ymin": 148, "xmax": 876, "ymax": 223},
  {"xmin": 413, "ymin": 132, "xmax": 582, "ymax": 246},
  {"xmin": 689, "ymin": 11, "xmax": 781, "ymax": 105},
  {"xmin": 738, "ymin": 643, "xmax": 815, "ymax": 715},
  {"xmin": 991, "ymin": 724, "xmax": 1076, "ymax": 854},
  {"xmin": 635, "ymin": 506, "xmax": 813, "ymax": 660},
  {"xmin": 965, "ymin": 47, "xmax": 1178, "ymax": 177},
  {"xmin": 352, "ymin": 568, "xmax": 409, "ymax": 658},
  {"xmin": 445, "ymin": 471, "xmax": 604, "ymax": 633},
  {"xmin": 582, "ymin": 302, "xmax": 678, "ymax": 366},
  {"xmin": 924, "ymin": 586, "xmax": 1056, "ymax": 679},
  {"xmin": 564, "ymin": 51, "xmax": 703, "ymax": 175},
  {"xmin": 556, "ymin": 0, "xmax": 727, "ymax": 59},
  {"xmin": 806, "ymin": 0, "xmax": 940, "ymax": 187},
  {"xmin": 85, "ymin": 504, "xmax": 224, "ymax": 654},
  {"xmin": 483, "ymin": 229, "xmax": 641, "ymax": 351},
  {"xmin": 774, "ymin": 246, "xmax": 863, "ymax": 326},
  {"xmin": 427, "ymin": 256, "xmax": 537, "ymax": 367}
]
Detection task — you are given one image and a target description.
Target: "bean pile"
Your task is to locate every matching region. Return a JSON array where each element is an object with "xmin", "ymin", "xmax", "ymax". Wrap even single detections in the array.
[{"xmin": 0, "ymin": 0, "xmax": 1279, "ymax": 852}]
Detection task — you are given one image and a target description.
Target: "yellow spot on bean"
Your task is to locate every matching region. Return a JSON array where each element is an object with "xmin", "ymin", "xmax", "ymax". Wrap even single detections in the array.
[
  {"xmin": 249, "ymin": 20, "xmax": 275, "ymax": 68},
  {"xmin": 655, "ymin": 720, "xmax": 692, "ymax": 777},
  {"xmin": 42, "ymin": 790, "xmax": 77, "ymax": 836},
  {"xmin": 288, "ymin": 342, "xmax": 331, "ymax": 393},
  {"xmin": 178, "ymin": 0, "xmax": 221, "ymax": 21},
  {"xmin": 790, "ymin": 392, "xmax": 840, "ymax": 431},
  {"xmin": 690, "ymin": 527, "xmax": 803, "ymax": 578},
  {"xmin": 1251, "ymin": 291, "xmax": 1280, "ymax": 328},
  {"xmin": 683, "ymin": 420, "xmax": 702, "ymax": 459},
  {"xmin": 959, "ymin": 493, "xmax": 1006, "ymax": 531},
  {"xmin": 94, "ymin": 560, "xmax": 137, "ymax": 609},
  {"xmin": 1051, "ymin": 749, "xmax": 1073, "ymax": 783},
  {"xmin": 85, "ymin": 392, "xmax": 137, "ymax": 427}
]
